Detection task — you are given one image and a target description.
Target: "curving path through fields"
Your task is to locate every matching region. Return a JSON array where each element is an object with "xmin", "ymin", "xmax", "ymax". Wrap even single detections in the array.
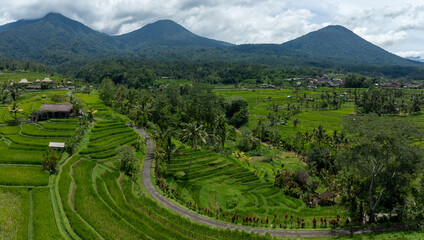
[{"xmin": 134, "ymin": 126, "xmax": 403, "ymax": 238}]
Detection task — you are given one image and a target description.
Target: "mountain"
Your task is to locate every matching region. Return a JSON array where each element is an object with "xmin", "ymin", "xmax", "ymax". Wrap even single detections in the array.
[
  {"xmin": 0, "ymin": 19, "xmax": 38, "ymax": 33},
  {"xmin": 407, "ymin": 57, "xmax": 424, "ymax": 63},
  {"xmin": 116, "ymin": 19, "xmax": 232, "ymax": 48},
  {"xmin": 0, "ymin": 13, "xmax": 120, "ymax": 66},
  {"xmin": 281, "ymin": 25, "xmax": 418, "ymax": 66},
  {"xmin": 0, "ymin": 13, "xmax": 421, "ymax": 71}
]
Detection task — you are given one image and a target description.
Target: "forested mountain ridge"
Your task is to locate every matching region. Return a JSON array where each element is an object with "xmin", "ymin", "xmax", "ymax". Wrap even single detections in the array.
[
  {"xmin": 116, "ymin": 19, "xmax": 233, "ymax": 48},
  {"xmin": 0, "ymin": 12, "xmax": 421, "ymax": 71},
  {"xmin": 281, "ymin": 25, "xmax": 417, "ymax": 66}
]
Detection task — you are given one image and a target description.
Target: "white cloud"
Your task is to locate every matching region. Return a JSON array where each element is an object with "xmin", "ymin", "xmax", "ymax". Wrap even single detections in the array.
[{"xmin": 396, "ymin": 51, "xmax": 424, "ymax": 58}]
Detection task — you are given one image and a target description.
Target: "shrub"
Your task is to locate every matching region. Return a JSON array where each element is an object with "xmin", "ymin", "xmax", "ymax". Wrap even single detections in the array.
[
  {"xmin": 42, "ymin": 147, "xmax": 59, "ymax": 174},
  {"xmin": 117, "ymin": 145, "xmax": 137, "ymax": 177},
  {"xmin": 51, "ymin": 94, "xmax": 68, "ymax": 103}
]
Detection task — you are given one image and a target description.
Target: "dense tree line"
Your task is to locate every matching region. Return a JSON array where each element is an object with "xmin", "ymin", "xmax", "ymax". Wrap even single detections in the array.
[
  {"xmin": 98, "ymin": 78, "xmax": 249, "ymax": 135},
  {"xmin": 357, "ymin": 89, "xmax": 423, "ymax": 115},
  {"xmin": 0, "ymin": 58, "xmax": 52, "ymax": 73},
  {"xmin": 76, "ymin": 59, "xmax": 330, "ymax": 87}
]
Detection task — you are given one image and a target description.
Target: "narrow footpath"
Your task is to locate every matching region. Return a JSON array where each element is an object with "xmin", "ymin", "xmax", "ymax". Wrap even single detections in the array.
[{"xmin": 134, "ymin": 126, "xmax": 403, "ymax": 238}]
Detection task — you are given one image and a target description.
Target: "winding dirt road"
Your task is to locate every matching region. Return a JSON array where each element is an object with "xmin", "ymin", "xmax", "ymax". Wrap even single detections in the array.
[{"xmin": 134, "ymin": 126, "xmax": 403, "ymax": 238}]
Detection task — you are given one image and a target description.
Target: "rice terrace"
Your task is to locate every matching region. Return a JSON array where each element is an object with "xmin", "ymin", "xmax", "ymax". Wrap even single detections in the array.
[{"xmin": 1, "ymin": 3, "xmax": 424, "ymax": 240}]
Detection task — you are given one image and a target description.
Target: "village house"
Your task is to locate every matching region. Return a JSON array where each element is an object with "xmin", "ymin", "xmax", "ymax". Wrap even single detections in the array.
[
  {"xmin": 19, "ymin": 78, "xmax": 32, "ymax": 84},
  {"xmin": 31, "ymin": 103, "xmax": 73, "ymax": 122},
  {"xmin": 26, "ymin": 85, "xmax": 41, "ymax": 90}
]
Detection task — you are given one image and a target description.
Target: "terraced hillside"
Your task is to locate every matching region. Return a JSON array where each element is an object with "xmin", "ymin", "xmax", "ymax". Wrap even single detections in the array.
[
  {"xmin": 162, "ymin": 149, "xmax": 345, "ymax": 226},
  {"xmin": 0, "ymin": 119, "xmax": 76, "ymax": 239},
  {"xmin": 79, "ymin": 120, "xmax": 140, "ymax": 167},
  {"xmin": 55, "ymin": 120, "xmax": 266, "ymax": 240}
]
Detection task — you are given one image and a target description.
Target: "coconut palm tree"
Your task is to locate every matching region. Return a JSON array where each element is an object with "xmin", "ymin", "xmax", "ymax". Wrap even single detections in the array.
[
  {"xmin": 86, "ymin": 106, "xmax": 98, "ymax": 122},
  {"xmin": 152, "ymin": 126, "xmax": 180, "ymax": 173},
  {"xmin": 292, "ymin": 118, "xmax": 300, "ymax": 137},
  {"xmin": 135, "ymin": 95, "xmax": 153, "ymax": 127},
  {"xmin": 8, "ymin": 101, "xmax": 23, "ymax": 121},
  {"xmin": 214, "ymin": 115, "xmax": 228, "ymax": 152},
  {"xmin": 181, "ymin": 122, "xmax": 207, "ymax": 176}
]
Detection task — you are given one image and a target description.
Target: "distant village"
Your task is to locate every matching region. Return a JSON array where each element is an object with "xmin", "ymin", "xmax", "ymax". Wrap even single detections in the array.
[
  {"xmin": 4, "ymin": 77, "xmax": 74, "ymax": 90},
  {"xmin": 259, "ymin": 73, "xmax": 423, "ymax": 89}
]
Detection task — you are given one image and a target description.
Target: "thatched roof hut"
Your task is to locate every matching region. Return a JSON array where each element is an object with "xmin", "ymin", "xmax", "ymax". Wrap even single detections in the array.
[
  {"xmin": 318, "ymin": 190, "xmax": 337, "ymax": 200},
  {"xmin": 26, "ymin": 85, "xmax": 41, "ymax": 90},
  {"xmin": 42, "ymin": 78, "xmax": 53, "ymax": 83},
  {"xmin": 19, "ymin": 78, "xmax": 31, "ymax": 84},
  {"xmin": 31, "ymin": 103, "xmax": 73, "ymax": 122},
  {"xmin": 39, "ymin": 103, "xmax": 73, "ymax": 112}
]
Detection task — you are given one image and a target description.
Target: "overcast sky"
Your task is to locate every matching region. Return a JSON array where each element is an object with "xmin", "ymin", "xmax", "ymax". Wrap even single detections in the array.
[{"xmin": 1, "ymin": 0, "xmax": 424, "ymax": 59}]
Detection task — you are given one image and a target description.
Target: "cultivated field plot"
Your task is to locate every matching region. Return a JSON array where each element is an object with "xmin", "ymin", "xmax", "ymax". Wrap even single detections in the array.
[
  {"xmin": 0, "ymin": 71, "xmax": 64, "ymax": 83},
  {"xmin": 0, "ymin": 187, "xmax": 62, "ymax": 240},
  {"xmin": 162, "ymin": 149, "xmax": 345, "ymax": 226},
  {"xmin": 215, "ymin": 88, "xmax": 356, "ymax": 135},
  {"xmin": 57, "ymin": 154, "xmax": 261, "ymax": 240},
  {"xmin": 79, "ymin": 120, "xmax": 139, "ymax": 166},
  {"xmin": 0, "ymin": 188, "xmax": 29, "ymax": 240},
  {"xmin": 0, "ymin": 119, "xmax": 76, "ymax": 186},
  {"xmin": 75, "ymin": 93, "xmax": 120, "ymax": 119}
]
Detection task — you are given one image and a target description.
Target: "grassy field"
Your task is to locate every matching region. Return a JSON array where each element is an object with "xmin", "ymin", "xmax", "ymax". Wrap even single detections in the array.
[
  {"xmin": 215, "ymin": 88, "xmax": 357, "ymax": 136},
  {"xmin": 75, "ymin": 92, "xmax": 131, "ymax": 121},
  {"xmin": 0, "ymin": 71, "xmax": 64, "ymax": 82},
  {"xmin": 0, "ymin": 166, "xmax": 49, "ymax": 186},
  {"xmin": 0, "ymin": 188, "xmax": 29, "ymax": 240}
]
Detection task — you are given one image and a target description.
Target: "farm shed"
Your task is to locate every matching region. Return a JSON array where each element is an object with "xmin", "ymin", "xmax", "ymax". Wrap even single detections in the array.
[
  {"xmin": 318, "ymin": 190, "xmax": 337, "ymax": 200},
  {"xmin": 31, "ymin": 103, "xmax": 73, "ymax": 121},
  {"xmin": 49, "ymin": 142, "xmax": 65, "ymax": 152},
  {"xmin": 26, "ymin": 85, "xmax": 41, "ymax": 90}
]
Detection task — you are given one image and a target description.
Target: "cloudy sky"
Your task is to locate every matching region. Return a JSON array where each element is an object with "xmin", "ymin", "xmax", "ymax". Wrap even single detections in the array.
[{"xmin": 1, "ymin": 0, "xmax": 424, "ymax": 59}]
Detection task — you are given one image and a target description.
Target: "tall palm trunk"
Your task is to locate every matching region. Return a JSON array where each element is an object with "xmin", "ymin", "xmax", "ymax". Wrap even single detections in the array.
[
  {"xmin": 164, "ymin": 152, "xmax": 171, "ymax": 173},
  {"xmin": 186, "ymin": 143, "xmax": 194, "ymax": 176}
]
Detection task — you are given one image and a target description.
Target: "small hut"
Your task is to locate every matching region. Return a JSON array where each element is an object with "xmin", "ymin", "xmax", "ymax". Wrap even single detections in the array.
[
  {"xmin": 315, "ymin": 190, "xmax": 337, "ymax": 206},
  {"xmin": 26, "ymin": 85, "xmax": 41, "ymax": 90},
  {"xmin": 31, "ymin": 103, "xmax": 73, "ymax": 121},
  {"xmin": 42, "ymin": 78, "xmax": 53, "ymax": 83},
  {"xmin": 19, "ymin": 79, "xmax": 31, "ymax": 84},
  {"xmin": 49, "ymin": 142, "xmax": 65, "ymax": 152},
  {"xmin": 318, "ymin": 190, "xmax": 337, "ymax": 201}
]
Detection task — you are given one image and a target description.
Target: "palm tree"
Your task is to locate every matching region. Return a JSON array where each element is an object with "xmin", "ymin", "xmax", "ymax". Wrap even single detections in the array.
[
  {"xmin": 214, "ymin": 115, "xmax": 228, "ymax": 152},
  {"xmin": 86, "ymin": 106, "xmax": 98, "ymax": 122},
  {"xmin": 292, "ymin": 118, "xmax": 300, "ymax": 137},
  {"xmin": 181, "ymin": 122, "xmax": 207, "ymax": 176},
  {"xmin": 135, "ymin": 95, "xmax": 153, "ymax": 127},
  {"xmin": 8, "ymin": 101, "xmax": 23, "ymax": 121},
  {"xmin": 152, "ymin": 126, "xmax": 180, "ymax": 173}
]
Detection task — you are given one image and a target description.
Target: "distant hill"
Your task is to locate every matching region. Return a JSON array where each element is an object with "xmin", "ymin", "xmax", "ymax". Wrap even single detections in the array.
[
  {"xmin": 116, "ymin": 19, "xmax": 232, "ymax": 48},
  {"xmin": 281, "ymin": 25, "xmax": 419, "ymax": 66},
  {"xmin": 0, "ymin": 13, "xmax": 421, "ymax": 71},
  {"xmin": 407, "ymin": 57, "xmax": 424, "ymax": 63},
  {"xmin": 0, "ymin": 13, "xmax": 120, "ymax": 66}
]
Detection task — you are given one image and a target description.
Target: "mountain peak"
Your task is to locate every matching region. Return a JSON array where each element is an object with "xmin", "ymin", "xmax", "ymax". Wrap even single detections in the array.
[
  {"xmin": 281, "ymin": 24, "xmax": 418, "ymax": 66},
  {"xmin": 116, "ymin": 19, "xmax": 232, "ymax": 48},
  {"xmin": 43, "ymin": 12, "xmax": 66, "ymax": 18}
]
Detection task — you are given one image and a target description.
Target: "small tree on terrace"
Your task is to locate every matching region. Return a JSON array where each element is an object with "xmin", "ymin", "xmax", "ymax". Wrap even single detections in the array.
[
  {"xmin": 181, "ymin": 122, "xmax": 207, "ymax": 176},
  {"xmin": 117, "ymin": 145, "xmax": 137, "ymax": 177},
  {"xmin": 43, "ymin": 147, "xmax": 59, "ymax": 174}
]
